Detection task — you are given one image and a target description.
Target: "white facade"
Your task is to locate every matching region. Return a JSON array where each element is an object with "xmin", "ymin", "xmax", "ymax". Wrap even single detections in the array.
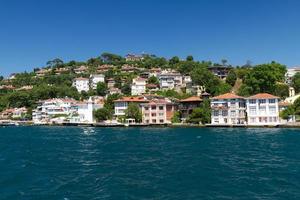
[
  {"xmin": 76, "ymin": 98, "xmax": 102, "ymax": 123},
  {"xmin": 285, "ymin": 68, "xmax": 300, "ymax": 85},
  {"xmin": 246, "ymin": 95, "xmax": 280, "ymax": 125},
  {"xmin": 90, "ymin": 74, "xmax": 105, "ymax": 89},
  {"xmin": 158, "ymin": 75, "xmax": 175, "ymax": 90},
  {"xmin": 131, "ymin": 78, "xmax": 146, "ymax": 95},
  {"xmin": 114, "ymin": 101, "xmax": 129, "ymax": 116},
  {"xmin": 73, "ymin": 78, "xmax": 89, "ymax": 92},
  {"xmin": 211, "ymin": 94, "xmax": 246, "ymax": 125}
]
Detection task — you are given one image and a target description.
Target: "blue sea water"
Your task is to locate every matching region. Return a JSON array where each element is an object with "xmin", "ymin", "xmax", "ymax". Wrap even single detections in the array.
[{"xmin": 0, "ymin": 126, "xmax": 300, "ymax": 200}]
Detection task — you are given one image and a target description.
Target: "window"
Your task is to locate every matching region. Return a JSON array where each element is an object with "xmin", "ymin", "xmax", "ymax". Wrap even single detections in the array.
[
  {"xmin": 159, "ymin": 106, "xmax": 164, "ymax": 110},
  {"xmin": 222, "ymin": 110, "xmax": 228, "ymax": 116},
  {"xmin": 214, "ymin": 118, "xmax": 219, "ymax": 123},
  {"xmin": 213, "ymin": 110, "xmax": 219, "ymax": 116},
  {"xmin": 259, "ymin": 99, "xmax": 266, "ymax": 104},
  {"xmin": 230, "ymin": 110, "xmax": 236, "ymax": 117},
  {"xmin": 159, "ymin": 113, "xmax": 164, "ymax": 116},
  {"xmin": 250, "ymin": 117, "xmax": 256, "ymax": 123},
  {"xmin": 151, "ymin": 106, "xmax": 156, "ymax": 110},
  {"xmin": 249, "ymin": 99, "xmax": 256, "ymax": 104},
  {"xmin": 144, "ymin": 107, "xmax": 149, "ymax": 110},
  {"xmin": 159, "ymin": 119, "xmax": 164, "ymax": 123},
  {"xmin": 269, "ymin": 99, "xmax": 275, "ymax": 104},
  {"xmin": 249, "ymin": 107, "xmax": 256, "ymax": 115},
  {"xmin": 151, "ymin": 113, "xmax": 156, "ymax": 117},
  {"xmin": 269, "ymin": 106, "xmax": 276, "ymax": 114},
  {"xmin": 152, "ymin": 119, "xmax": 156, "ymax": 123},
  {"xmin": 259, "ymin": 106, "xmax": 266, "ymax": 114},
  {"xmin": 145, "ymin": 113, "xmax": 149, "ymax": 117}
]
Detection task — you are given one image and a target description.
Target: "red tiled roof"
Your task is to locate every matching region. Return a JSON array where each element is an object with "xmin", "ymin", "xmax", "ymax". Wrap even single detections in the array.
[
  {"xmin": 212, "ymin": 93, "xmax": 244, "ymax": 100},
  {"xmin": 247, "ymin": 93, "xmax": 279, "ymax": 99},
  {"xmin": 114, "ymin": 96, "xmax": 149, "ymax": 103},
  {"xmin": 278, "ymin": 101, "xmax": 291, "ymax": 106},
  {"xmin": 180, "ymin": 96, "xmax": 202, "ymax": 102}
]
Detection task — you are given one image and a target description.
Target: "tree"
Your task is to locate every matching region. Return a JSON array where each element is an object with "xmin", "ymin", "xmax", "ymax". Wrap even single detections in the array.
[
  {"xmin": 46, "ymin": 58, "xmax": 64, "ymax": 68},
  {"xmin": 280, "ymin": 105, "xmax": 295, "ymax": 120},
  {"xmin": 226, "ymin": 70, "xmax": 237, "ymax": 86},
  {"xmin": 274, "ymin": 83, "xmax": 289, "ymax": 99},
  {"xmin": 125, "ymin": 103, "xmax": 142, "ymax": 122},
  {"xmin": 186, "ymin": 55, "xmax": 194, "ymax": 61},
  {"xmin": 187, "ymin": 99, "xmax": 211, "ymax": 124},
  {"xmin": 171, "ymin": 111, "xmax": 181, "ymax": 123},
  {"xmin": 96, "ymin": 82, "xmax": 107, "ymax": 96},
  {"xmin": 121, "ymin": 83, "xmax": 131, "ymax": 95},
  {"xmin": 94, "ymin": 107, "xmax": 112, "ymax": 121},
  {"xmin": 169, "ymin": 56, "xmax": 180, "ymax": 66},
  {"xmin": 0, "ymin": 76, "xmax": 3, "ymax": 82},
  {"xmin": 221, "ymin": 59, "xmax": 228, "ymax": 66},
  {"xmin": 239, "ymin": 62, "xmax": 287, "ymax": 95},
  {"xmin": 104, "ymin": 93, "xmax": 122, "ymax": 111},
  {"xmin": 147, "ymin": 76, "xmax": 159, "ymax": 85},
  {"xmin": 292, "ymin": 72, "xmax": 300, "ymax": 93}
]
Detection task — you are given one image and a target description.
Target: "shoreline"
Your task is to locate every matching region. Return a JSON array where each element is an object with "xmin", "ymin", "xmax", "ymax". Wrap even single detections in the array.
[{"xmin": 1, "ymin": 121, "xmax": 300, "ymax": 128}]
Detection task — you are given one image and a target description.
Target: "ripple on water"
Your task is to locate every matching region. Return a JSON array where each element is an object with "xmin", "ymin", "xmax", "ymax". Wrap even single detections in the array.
[{"xmin": 0, "ymin": 127, "xmax": 300, "ymax": 200}]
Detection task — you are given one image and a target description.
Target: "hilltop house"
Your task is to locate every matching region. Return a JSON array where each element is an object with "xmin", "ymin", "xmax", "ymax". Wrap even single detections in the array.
[
  {"xmin": 246, "ymin": 93, "xmax": 280, "ymax": 125},
  {"xmin": 90, "ymin": 74, "xmax": 105, "ymax": 89},
  {"xmin": 131, "ymin": 77, "xmax": 146, "ymax": 95},
  {"xmin": 211, "ymin": 93, "xmax": 246, "ymax": 125},
  {"xmin": 285, "ymin": 67, "xmax": 300, "ymax": 85},
  {"xmin": 73, "ymin": 77, "xmax": 89, "ymax": 92},
  {"xmin": 208, "ymin": 66, "xmax": 233, "ymax": 79}
]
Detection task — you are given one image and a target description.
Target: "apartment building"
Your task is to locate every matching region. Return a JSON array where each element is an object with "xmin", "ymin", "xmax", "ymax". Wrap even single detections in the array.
[{"xmin": 140, "ymin": 99, "xmax": 177, "ymax": 124}]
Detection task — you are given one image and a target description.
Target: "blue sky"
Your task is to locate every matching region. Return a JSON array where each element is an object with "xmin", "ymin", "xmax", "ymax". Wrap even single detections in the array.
[{"xmin": 0, "ymin": 0, "xmax": 300, "ymax": 77}]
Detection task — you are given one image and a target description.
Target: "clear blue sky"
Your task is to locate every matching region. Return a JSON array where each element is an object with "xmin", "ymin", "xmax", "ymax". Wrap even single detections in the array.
[{"xmin": 0, "ymin": 0, "xmax": 300, "ymax": 77}]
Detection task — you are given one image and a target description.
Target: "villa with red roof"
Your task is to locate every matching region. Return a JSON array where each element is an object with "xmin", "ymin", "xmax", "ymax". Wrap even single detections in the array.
[
  {"xmin": 114, "ymin": 96, "xmax": 149, "ymax": 117},
  {"xmin": 246, "ymin": 93, "xmax": 280, "ymax": 125},
  {"xmin": 211, "ymin": 93, "xmax": 246, "ymax": 125}
]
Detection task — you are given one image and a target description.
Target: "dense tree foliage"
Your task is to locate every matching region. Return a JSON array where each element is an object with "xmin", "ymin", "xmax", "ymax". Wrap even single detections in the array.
[
  {"xmin": 187, "ymin": 99, "xmax": 211, "ymax": 124},
  {"xmin": 292, "ymin": 72, "xmax": 300, "ymax": 93},
  {"xmin": 96, "ymin": 82, "xmax": 107, "ymax": 96},
  {"xmin": 94, "ymin": 107, "xmax": 112, "ymax": 121},
  {"xmin": 125, "ymin": 103, "xmax": 142, "ymax": 122},
  {"xmin": 226, "ymin": 70, "xmax": 237, "ymax": 86}
]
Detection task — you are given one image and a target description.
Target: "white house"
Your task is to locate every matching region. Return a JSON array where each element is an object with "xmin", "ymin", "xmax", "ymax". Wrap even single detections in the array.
[
  {"xmin": 285, "ymin": 67, "xmax": 300, "ymax": 85},
  {"xmin": 32, "ymin": 98, "xmax": 78, "ymax": 124},
  {"xmin": 73, "ymin": 77, "xmax": 89, "ymax": 92},
  {"xmin": 74, "ymin": 97, "xmax": 103, "ymax": 123},
  {"xmin": 131, "ymin": 77, "xmax": 146, "ymax": 95},
  {"xmin": 211, "ymin": 93, "xmax": 246, "ymax": 125},
  {"xmin": 90, "ymin": 74, "xmax": 105, "ymax": 89},
  {"xmin": 246, "ymin": 93, "xmax": 280, "ymax": 125},
  {"xmin": 158, "ymin": 73, "xmax": 183, "ymax": 90}
]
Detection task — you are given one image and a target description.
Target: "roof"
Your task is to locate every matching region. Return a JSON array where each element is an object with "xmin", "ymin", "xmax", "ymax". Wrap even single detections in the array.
[
  {"xmin": 114, "ymin": 96, "xmax": 149, "ymax": 103},
  {"xmin": 146, "ymin": 84, "xmax": 158, "ymax": 88},
  {"xmin": 75, "ymin": 77, "xmax": 89, "ymax": 81},
  {"xmin": 180, "ymin": 96, "xmax": 203, "ymax": 102},
  {"xmin": 247, "ymin": 93, "xmax": 279, "ymax": 99},
  {"xmin": 278, "ymin": 101, "xmax": 291, "ymax": 106},
  {"xmin": 212, "ymin": 93, "xmax": 244, "ymax": 100}
]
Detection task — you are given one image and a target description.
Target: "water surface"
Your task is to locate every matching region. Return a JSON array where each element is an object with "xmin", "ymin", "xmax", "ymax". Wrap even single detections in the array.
[{"xmin": 0, "ymin": 126, "xmax": 300, "ymax": 199}]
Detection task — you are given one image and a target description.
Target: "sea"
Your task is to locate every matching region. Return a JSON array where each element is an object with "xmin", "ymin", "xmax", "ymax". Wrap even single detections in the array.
[{"xmin": 0, "ymin": 126, "xmax": 300, "ymax": 200}]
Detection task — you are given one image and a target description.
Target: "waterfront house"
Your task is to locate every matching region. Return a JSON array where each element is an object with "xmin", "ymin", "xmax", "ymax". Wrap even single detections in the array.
[
  {"xmin": 70, "ymin": 97, "xmax": 103, "ymax": 123},
  {"xmin": 32, "ymin": 98, "xmax": 78, "ymax": 124},
  {"xmin": 179, "ymin": 96, "xmax": 203, "ymax": 121},
  {"xmin": 90, "ymin": 74, "xmax": 105, "ymax": 89},
  {"xmin": 246, "ymin": 93, "xmax": 280, "ymax": 125},
  {"xmin": 211, "ymin": 93, "xmax": 246, "ymax": 125},
  {"xmin": 140, "ymin": 98, "xmax": 177, "ymax": 124},
  {"xmin": 114, "ymin": 96, "xmax": 148, "ymax": 117},
  {"xmin": 73, "ymin": 77, "xmax": 89, "ymax": 92},
  {"xmin": 131, "ymin": 77, "xmax": 146, "ymax": 95}
]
